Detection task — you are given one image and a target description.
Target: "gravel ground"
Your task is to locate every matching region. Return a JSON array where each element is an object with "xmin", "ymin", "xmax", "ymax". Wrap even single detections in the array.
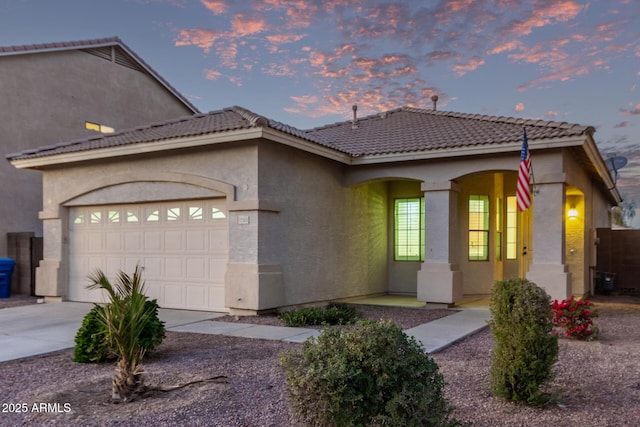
[{"xmin": 1, "ymin": 295, "xmax": 638, "ymax": 426}]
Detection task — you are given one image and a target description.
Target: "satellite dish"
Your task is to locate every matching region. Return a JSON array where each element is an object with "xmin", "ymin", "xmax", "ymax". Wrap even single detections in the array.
[{"xmin": 605, "ymin": 155, "xmax": 627, "ymax": 183}]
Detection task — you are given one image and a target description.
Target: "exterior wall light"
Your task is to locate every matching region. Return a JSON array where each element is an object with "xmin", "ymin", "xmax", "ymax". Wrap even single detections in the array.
[{"xmin": 567, "ymin": 207, "xmax": 578, "ymax": 220}]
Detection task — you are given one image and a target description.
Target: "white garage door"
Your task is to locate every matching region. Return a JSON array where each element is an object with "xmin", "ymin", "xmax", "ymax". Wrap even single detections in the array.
[{"xmin": 69, "ymin": 199, "xmax": 228, "ymax": 312}]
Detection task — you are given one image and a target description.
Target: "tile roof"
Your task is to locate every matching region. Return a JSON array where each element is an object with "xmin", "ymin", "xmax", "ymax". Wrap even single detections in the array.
[
  {"xmin": 0, "ymin": 37, "xmax": 199, "ymax": 114},
  {"xmin": 306, "ymin": 107, "xmax": 593, "ymax": 157},
  {"xmin": 6, "ymin": 107, "xmax": 336, "ymax": 161},
  {"xmin": 6, "ymin": 106, "xmax": 593, "ymax": 161}
]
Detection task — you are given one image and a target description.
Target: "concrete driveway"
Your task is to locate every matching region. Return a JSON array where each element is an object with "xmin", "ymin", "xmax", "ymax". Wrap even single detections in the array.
[{"xmin": 0, "ymin": 302, "xmax": 221, "ymax": 363}]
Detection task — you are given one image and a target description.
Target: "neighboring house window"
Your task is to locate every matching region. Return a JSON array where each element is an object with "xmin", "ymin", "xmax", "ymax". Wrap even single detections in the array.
[
  {"xmin": 85, "ymin": 121, "xmax": 115, "ymax": 134},
  {"xmin": 394, "ymin": 198, "xmax": 425, "ymax": 261},
  {"xmin": 469, "ymin": 195, "xmax": 489, "ymax": 261},
  {"xmin": 506, "ymin": 196, "xmax": 518, "ymax": 259}
]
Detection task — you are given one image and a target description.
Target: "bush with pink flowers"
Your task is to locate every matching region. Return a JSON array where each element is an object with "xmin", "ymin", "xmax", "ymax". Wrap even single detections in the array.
[{"xmin": 552, "ymin": 296, "xmax": 599, "ymax": 340}]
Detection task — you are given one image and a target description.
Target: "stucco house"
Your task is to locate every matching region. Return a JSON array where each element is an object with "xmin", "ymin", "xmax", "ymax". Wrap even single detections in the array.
[
  {"xmin": 0, "ymin": 37, "xmax": 198, "ymax": 294},
  {"xmin": 7, "ymin": 106, "xmax": 621, "ymax": 313}
]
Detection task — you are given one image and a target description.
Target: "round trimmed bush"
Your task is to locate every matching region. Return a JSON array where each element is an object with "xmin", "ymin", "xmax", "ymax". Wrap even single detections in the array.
[{"xmin": 280, "ymin": 319, "xmax": 459, "ymax": 426}]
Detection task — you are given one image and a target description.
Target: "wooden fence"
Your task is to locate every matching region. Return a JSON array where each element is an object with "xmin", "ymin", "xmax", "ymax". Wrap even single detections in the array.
[{"xmin": 596, "ymin": 228, "xmax": 640, "ymax": 296}]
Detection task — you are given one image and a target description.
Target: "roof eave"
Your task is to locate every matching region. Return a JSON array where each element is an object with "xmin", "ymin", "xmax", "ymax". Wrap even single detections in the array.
[
  {"xmin": 9, "ymin": 126, "xmax": 352, "ymax": 169},
  {"xmin": 261, "ymin": 128, "xmax": 351, "ymax": 164},
  {"xmin": 349, "ymin": 135, "xmax": 588, "ymax": 165},
  {"xmin": 583, "ymin": 133, "xmax": 622, "ymax": 204},
  {"xmin": 9, "ymin": 128, "xmax": 264, "ymax": 169}
]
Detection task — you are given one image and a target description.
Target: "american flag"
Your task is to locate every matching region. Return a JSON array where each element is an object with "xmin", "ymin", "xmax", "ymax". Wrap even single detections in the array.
[{"xmin": 516, "ymin": 129, "xmax": 532, "ymax": 211}]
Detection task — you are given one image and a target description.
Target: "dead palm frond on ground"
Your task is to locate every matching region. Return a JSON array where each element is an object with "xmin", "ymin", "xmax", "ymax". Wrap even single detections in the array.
[{"xmin": 88, "ymin": 265, "xmax": 153, "ymax": 402}]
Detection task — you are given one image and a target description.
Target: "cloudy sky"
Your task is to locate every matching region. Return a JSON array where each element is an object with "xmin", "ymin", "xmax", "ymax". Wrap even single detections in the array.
[{"xmin": 1, "ymin": 0, "xmax": 639, "ymax": 205}]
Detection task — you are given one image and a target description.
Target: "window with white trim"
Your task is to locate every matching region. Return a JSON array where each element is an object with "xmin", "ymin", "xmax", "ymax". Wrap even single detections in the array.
[
  {"xmin": 506, "ymin": 196, "xmax": 518, "ymax": 259},
  {"xmin": 469, "ymin": 195, "xmax": 489, "ymax": 261},
  {"xmin": 394, "ymin": 198, "xmax": 425, "ymax": 261}
]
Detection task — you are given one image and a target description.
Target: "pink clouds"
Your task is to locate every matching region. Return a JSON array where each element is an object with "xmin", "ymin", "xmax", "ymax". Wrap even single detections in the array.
[
  {"xmin": 620, "ymin": 104, "xmax": 640, "ymax": 116},
  {"xmin": 175, "ymin": 28, "xmax": 222, "ymax": 53},
  {"xmin": 200, "ymin": 0, "xmax": 226, "ymax": 14},
  {"xmin": 166, "ymin": 0, "xmax": 638, "ymax": 122},
  {"xmin": 453, "ymin": 57, "xmax": 485, "ymax": 76},
  {"xmin": 230, "ymin": 13, "xmax": 267, "ymax": 37}
]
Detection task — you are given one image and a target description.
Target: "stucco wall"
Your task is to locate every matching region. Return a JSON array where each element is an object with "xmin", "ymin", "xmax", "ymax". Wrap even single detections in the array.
[
  {"xmin": 37, "ymin": 139, "xmax": 391, "ymax": 310},
  {"xmin": 0, "ymin": 49, "xmax": 194, "ymax": 256},
  {"xmin": 256, "ymin": 142, "xmax": 389, "ymax": 307},
  {"xmin": 386, "ymin": 180, "xmax": 422, "ymax": 294}
]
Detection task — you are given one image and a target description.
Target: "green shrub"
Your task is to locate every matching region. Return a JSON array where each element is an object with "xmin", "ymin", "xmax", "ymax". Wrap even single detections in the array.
[
  {"xmin": 280, "ymin": 319, "xmax": 459, "ymax": 427},
  {"xmin": 73, "ymin": 304, "xmax": 114, "ymax": 363},
  {"xmin": 489, "ymin": 278, "xmax": 558, "ymax": 405},
  {"xmin": 73, "ymin": 299, "xmax": 166, "ymax": 364},
  {"xmin": 278, "ymin": 302, "xmax": 359, "ymax": 327}
]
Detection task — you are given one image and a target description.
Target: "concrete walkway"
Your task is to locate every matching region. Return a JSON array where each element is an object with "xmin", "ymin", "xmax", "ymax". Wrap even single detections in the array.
[{"xmin": 0, "ymin": 299, "xmax": 490, "ymax": 363}]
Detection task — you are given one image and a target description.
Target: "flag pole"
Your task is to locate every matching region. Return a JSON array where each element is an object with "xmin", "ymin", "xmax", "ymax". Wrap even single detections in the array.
[{"xmin": 517, "ymin": 127, "xmax": 534, "ymax": 211}]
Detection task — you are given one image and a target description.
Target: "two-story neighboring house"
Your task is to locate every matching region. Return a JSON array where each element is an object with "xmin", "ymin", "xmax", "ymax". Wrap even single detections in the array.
[{"xmin": 1, "ymin": 37, "xmax": 198, "ymax": 295}]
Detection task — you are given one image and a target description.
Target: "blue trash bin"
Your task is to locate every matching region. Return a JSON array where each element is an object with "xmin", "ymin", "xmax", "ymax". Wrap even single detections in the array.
[{"xmin": 0, "ymin": 258, "xmax": 16, "ymax": 299}]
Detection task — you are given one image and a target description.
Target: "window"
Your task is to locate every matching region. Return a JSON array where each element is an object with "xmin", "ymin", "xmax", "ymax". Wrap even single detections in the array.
[
  {"xmin": 211, "ymin": 207, "xmax": 226, "ymax": 219},
  {"xmin": 469, "ymin": 195, "xmax": 489, "ymax": 261},
  {"xmin": 166, "ymin": 207, "xmax": 181, "ymax": 221},
  {"xmin": 108, "ymin": 210, "xmax": 120, "ymax": 223},
  {"xmin": 85, "ymin": 121, "xmax": 114, "ymax": 134},
  {"xmin": 126, "ymin": 211, "xmax": 139, "ymax": 223},
  {"xmin": 90, "ymin": 211, "xmax": 102, "ymax": 224},
  {"xmin": 506, "ymin": 196, "xmax": 518, "ymax": 259},
  {"xmin": 394, "ymin": 198, "xmax": 425, "ymax": 261},
  {"xmin": 188, "ymin": 206, "xmax": 203, "ymax": 221}
]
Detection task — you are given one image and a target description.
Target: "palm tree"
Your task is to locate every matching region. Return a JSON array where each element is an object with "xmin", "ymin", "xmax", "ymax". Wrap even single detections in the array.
[{"xmin": 88, "ymin": 265, "xmax": 153, "ymax": 402}]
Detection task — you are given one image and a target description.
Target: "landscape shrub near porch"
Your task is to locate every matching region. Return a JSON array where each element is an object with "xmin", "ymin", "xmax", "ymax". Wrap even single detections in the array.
[
  {"xmin": 279, "ymin": 319, "xmax": 459, "ymax": 427},
  {"xmin": 489, "ymin": 278, "xmax": 558, "ymax": 405},
  {"xmin": 277, "ymin": 302, "xmax": 358, "ymax": 327}
]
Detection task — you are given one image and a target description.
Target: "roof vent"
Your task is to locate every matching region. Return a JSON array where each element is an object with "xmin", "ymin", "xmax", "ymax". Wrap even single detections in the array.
[
  {"xmin": 352, "ymin": 104, "xmax": 358, "ymax": 130},
  {"xmin": 431, "ymin": 95, "xmax": 439, "ymax": 111}
]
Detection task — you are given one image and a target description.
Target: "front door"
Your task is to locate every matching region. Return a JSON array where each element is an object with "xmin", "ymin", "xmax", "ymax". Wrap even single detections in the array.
[{"xmin": 503, "ymin": 195, "xmax": 532, "ymax": 280}]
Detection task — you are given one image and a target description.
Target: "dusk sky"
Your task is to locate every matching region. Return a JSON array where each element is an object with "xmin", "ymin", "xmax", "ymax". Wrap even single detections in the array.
[{"xmin": 1, "ymin": 0, "xmax": 639, "ymax": 208}]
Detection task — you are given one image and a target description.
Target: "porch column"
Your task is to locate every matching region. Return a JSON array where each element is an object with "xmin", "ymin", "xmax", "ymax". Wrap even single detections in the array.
[
  {"xmin": 526, "ymin": 181, "xmax": 571, "ymax": 300},
  {"xmin": 417, "ymin": 181, "xmax": 463, "ymax": 304}
]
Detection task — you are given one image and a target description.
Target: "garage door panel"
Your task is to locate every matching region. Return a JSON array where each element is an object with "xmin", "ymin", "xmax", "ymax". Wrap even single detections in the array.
[
  {"xmin": 105, "ymin": 232, "xmax": 122, "ymax": 251},
  {"xmin": 210, "ymin": 229, "xmax": 228, "ymax": 251},
  {"xmin": 165, "ymin": 231, "xmax": 183, "ymax": 250},
  {"xmin": 165, "ymin": 257, "xmax": 183, "ymax": 278},
  {"xmin": 164, "ymin": 284, "xmax": 184, "ymax": 306},
  {"xmin": 69, "ymin": 200, "xmax": 228, "ymax": 311},
  {"xmin": 87, "ymin": 232, "xmax": 104, "ymax": 251},
  {"xmin": 210, "ymin": 259, "xmax": 227, "ymax": 281},
  {"xmin": 124, "ymin": 232, "xmax": 143, "ymax": 251},
  {"xmin": 186, "ymin": 286, "xmax": 207, "ymax": 309},
  {"xmin": 144, "ymin": 231, "xmax": 162, "ymax": 250},
  {"xmin": 186, "ymin": 258, "xmax": 206, "ymax": 278},
  {"xmin": 186, "ymin": 230, "xmax": 206, "ymax": 251},
  {"xmin": 143, "ymin": 257, "xmax": 163, "ymax": 278},
  {"xmin": 145, "ymin": 284, "xmax": 163, "ymax": 304}
]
